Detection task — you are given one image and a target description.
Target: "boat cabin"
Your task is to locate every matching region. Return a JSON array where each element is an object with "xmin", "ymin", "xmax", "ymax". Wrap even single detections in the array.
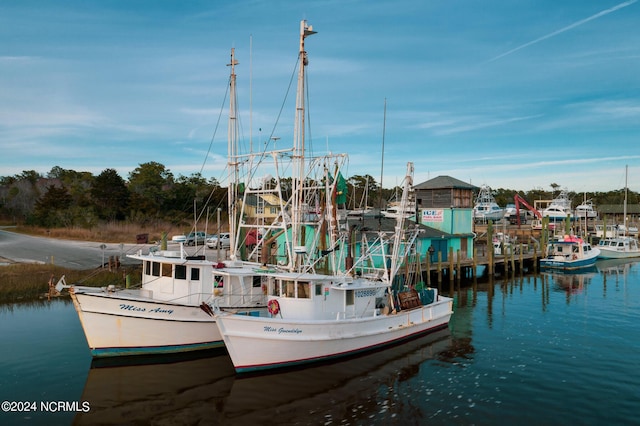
[
  {"xmin": 263, "ymin": 272, "xmax": 388, "ymax": 320},
  {"xmin": 133, "ymin": 250, "xmax": 266, "ymax": 308}
]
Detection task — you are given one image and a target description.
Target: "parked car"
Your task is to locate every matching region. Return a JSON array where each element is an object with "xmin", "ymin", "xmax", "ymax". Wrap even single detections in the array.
[
  {"xmin": 171, "ymin": 234, "xmax": 187, "ymax": 243},
  {"xmin": 186, "ymin": 231, "xmax": 208, "ymax": 246},
  {"xmin": 206, "ymin": 233, "xmax": 231, "ymax": 249}
]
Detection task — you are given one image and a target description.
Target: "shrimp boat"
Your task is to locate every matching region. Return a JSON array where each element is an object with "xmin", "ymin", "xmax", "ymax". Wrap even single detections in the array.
[
  {"xmin": 57, "ymin": 48, "xmax": 273, "ymax": 358},
  {"xmin": 214, "ymin": 21, "xmax": 453, "ymax": 374}
]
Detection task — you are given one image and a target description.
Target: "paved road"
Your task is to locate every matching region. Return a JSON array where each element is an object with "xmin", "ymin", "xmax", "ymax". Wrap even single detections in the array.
[
  {"xmin": 0, "ymin": 228, "xmax": 223, "ymax": 270},
  {"xmin": 0, "ymin": 228, "xmax": 145, "ymax": 269}
]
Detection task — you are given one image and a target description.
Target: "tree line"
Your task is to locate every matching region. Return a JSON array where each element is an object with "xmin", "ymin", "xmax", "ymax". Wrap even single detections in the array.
[
  {"xmin": 0, "ymin": 165, "xmax": 635, "ymax": 229},
  {"xmin": 0, "ymin": 163, "xmax": 225, "ymax": 228}
]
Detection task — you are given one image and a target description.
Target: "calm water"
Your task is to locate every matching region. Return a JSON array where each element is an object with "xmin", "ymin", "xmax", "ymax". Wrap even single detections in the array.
[{"xmin": 1, "ymin": 259, "xmax": 639, "ymax": 425}]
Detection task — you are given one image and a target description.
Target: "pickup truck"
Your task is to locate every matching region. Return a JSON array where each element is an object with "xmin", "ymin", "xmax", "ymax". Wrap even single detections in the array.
[{"xmin": 185, "ymin": 231, "xmax": 208, "ymax": 246}]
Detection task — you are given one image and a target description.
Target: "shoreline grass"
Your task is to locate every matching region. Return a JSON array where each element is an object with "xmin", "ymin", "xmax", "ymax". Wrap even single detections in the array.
[
  {"xmin": 0, "ymin": 263, "xmax": 142, "ymax": 304},
  {"xmin": 7, "ymin": 222, "xmax": 189, "ymax": 244}
]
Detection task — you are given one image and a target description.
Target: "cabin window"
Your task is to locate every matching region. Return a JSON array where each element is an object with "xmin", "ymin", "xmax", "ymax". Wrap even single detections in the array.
[
  {"xmin": 315, "ymin": 284, "xmax": 322, "ymax": 296},
  {"xmin": 253, "ymin": 276, "xmax": 262, "ymax": 288},
  {"xmin": 346, "ymin": 290, "xmax": 354, "ymax": 306},
  {"xmin": 175, "ymin": 265, "xmax": 187, "ymax": 280},
  {"xmin": 162, "ymin": 263, "xmax": 172, "ymax": 277},
  {"xmin": 190, "ymin": 267, "xmax": 200, "ymax": 281},
  {"xmin": 214, "ymin": 275, "xmax": 223, "ymax": 288},
  {"xmin": 297, "ymin": 281, "xmax": 310, "ymax": 299},
  {"xmin": 145, "ymin": 261, "xmax": 151, "ymax": 276},
  {"xmin": 152, "ymin": 261, "xmax": 160, "ymax": 277},
  {"xmin": 284, "ymin": 280, "xmax": 295, "ymax": 297}
]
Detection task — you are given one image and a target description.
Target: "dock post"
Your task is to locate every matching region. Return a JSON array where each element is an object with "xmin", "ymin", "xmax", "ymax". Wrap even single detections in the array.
[
  {"xmin": 448, "ymin": 247, "xmax": 454, "ymax": 284},
  {"xmin": 437, "ymin": 252, "xmax": 442, "ymax": 285},
  {"xmin": 510, "ymin": 246, "xmax": 515, "ymax": 274},
  {"xmin": 519, "ymin": 244, "xmax": 523, "ymax": 272},
  {"xmin": 472, "ymin": 248, "xmax": 477, "ymax": 279},
  {"xmin": 487, "ymin": 220, "xmax": 494, "ymax": 276}
]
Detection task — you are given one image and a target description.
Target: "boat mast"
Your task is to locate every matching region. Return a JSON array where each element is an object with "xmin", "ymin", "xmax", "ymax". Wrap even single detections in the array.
[
  {"xmin": 291, "ymin": 20, "xmax": 316, "ymax": 270},
  {"xmin": 227, "ymin": 48, "xmax": 239, "ymax": 260},
  {"xmin": 389, "ymin": 162, "xmax": 414, "ymax": 282},
  {"xmin": 624, "ymin": 164, "xmax": 628, "ymax": 236}
]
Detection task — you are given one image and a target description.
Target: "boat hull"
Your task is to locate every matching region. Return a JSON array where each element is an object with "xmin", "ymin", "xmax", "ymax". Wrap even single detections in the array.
[
  {"xmin": 540, "ymin": 257, "xmax": 597, "ymax": 270},
  {"xmin": 597, "ymin": 249, "xmax": 640, "ymax": 259},
  {"xmin": 71, "ymin": 291, "xmax": 223, "ymax": 357},
  {"xmin": 216, "ymin": 297, "xmax": 453, "ymax": 373}
]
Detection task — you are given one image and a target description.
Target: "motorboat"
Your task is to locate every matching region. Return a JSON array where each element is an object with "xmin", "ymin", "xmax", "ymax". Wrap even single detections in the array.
[
  {"xmin": 542, "ymin": 189, "xmax": 573, "ymax": 222},
  {"xmin": 473, "ymin": 185, "xmax": 504, "ymax": 223},
  {"xmin": 540, "ymin": 235, "xmax": 600, "ymax": 270}
]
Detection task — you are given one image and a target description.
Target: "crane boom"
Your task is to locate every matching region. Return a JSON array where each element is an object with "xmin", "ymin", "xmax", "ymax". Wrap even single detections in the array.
[{"xmin": 514, "ymin": 193, "xmax": 541, "ymax": 227}]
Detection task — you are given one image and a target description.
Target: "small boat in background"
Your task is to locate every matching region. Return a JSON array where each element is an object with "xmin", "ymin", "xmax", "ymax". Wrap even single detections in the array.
[
  {"xmin": 598, "ymin": 236, "xmax": 640, "ymax": 259},
  {"xmin": 574, "ymin": 199, "xmax": 597, "ymax": 220},
  {"xmin": 597, "ymin": 166, "xmax": 640, "ymax": 259},
  {"xmin": 542, "ymin": 189, "xmax": 573, "ymax": 222},
  {"xmin": 540, "ymin": 235, "xmax": 600, "ymax": 270},
  {"xmin": 473, "ymin": 185, "xmax": 504, "ymax": 223}
]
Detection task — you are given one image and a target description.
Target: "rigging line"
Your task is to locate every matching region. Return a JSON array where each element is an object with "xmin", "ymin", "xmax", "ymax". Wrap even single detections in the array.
[
  {"xmin": 198, "ymin": 75, "xmax": 230, "ymax": 178},
  {"xmin": 244, "ymin": 55, "xmax": 300, "ymax": 187},
  {"xmin": 305, "ymin": 69, "xmax": 313, "ymax": 156},
  {"xmin": 378, "ymin": 98, "xmax": 387, "ymax": 230},
  {"xmin": 266, "ymin": 55, "xmax": 300, "ymax": 147}
]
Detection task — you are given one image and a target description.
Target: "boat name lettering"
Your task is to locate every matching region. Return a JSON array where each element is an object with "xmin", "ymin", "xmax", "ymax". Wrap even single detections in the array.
[
  {"xmin": 119, "ymin": 304, "xmax": 145, "ymax": 312},
  {"xmin": 118, "ymin": 304, "xmax": 173, "ymax": 315},
  {"xmin": 263, "ymin": 326, "xmax": 302, "ymax": 334},
  {"xmin": 148, "ymin": 307, "xmax": 174, "ymax": 315},
  {"xmin": 357, "ymin": 289, "xmax": 377, "ymax": 298},
  {"xmin": 278, "ymin": 327, "xmax": 302, "ymax": 334}
]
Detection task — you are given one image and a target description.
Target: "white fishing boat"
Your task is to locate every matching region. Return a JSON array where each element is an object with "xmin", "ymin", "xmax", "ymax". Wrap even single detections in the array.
[
  {"xmin": 598, "ymin": 236, "xmax": 640, "ymax": 259},
  {"xmin": 598, "ymin": 166, "xmax": 640, "ymax": 259},
  {"xmin": 381, "ymin": 201, "xmax": 415, "ymax": 219},
  {"xmin": 574, "ymin": 199, "xmax": 597, "ymax": 220},
  {"xmin": 540, "ymin": 235, "xmax": 600, "ymax": 270},
  {"xmin": 59, "ymin": 49, "xmax": 271, "ymax": 357},
  {"xmin": 214, "ymin": 21, "xmax": 453, "ymax": 374},
  {"xmin": 473, "ymin": 185, "xmax": 504, "ymax": 223},
  {"xmin": 541, "ymin": 189, "xmax": 573, "ymax": 222},
  {"xmin": 57, "ymin": 248, "xmax": 267, "ymax": 357}
]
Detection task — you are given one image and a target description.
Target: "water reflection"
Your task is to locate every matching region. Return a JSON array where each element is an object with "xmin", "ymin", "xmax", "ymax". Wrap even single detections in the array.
[{"xmin": 74, "ymin": 329, "xmax": 453, "ymax": 425}]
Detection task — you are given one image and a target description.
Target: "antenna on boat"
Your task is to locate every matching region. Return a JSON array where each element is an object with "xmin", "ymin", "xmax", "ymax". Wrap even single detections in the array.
[
  {"xmin": 249, "ymin": 34, "xmax": 253, "ymax": 153},
  {"xmin": 291, "ymin": 19, "xmax": 316, "ymax": 270},
  {"xmin": 227, "ymin": 48, "xmax": 239, "ymax": 260},
  {"xmin": 378, "ymin": 98, "xmax": 387, "ymax": 229}
]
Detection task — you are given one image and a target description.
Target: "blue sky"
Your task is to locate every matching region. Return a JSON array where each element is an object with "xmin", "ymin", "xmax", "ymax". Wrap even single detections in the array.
[{"xmin": 1, "ymin": 0, "xmax": 639, "ymax": 193}]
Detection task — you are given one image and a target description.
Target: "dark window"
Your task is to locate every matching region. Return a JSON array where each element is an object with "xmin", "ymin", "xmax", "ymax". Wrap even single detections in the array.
[
  {"xmin": 152, "ymin": 262, "xmax": 160, "ymax": 277},
  {"xmin": 346, "ymin": 289, "xmax": 354, "ymax": 306},
  {"xmin": 191, "ymin": 267, "xmax": 200, "ymax": 281},
  {"xmin": 175, "ymin": 265, "xmax": 187, "ymax": 280},
  {"xmin": 145, "ymin": 261, "xmax": 151, "ymax": 276},
  {"xmin": 162, "ymin": 263, "xmax": 172, "ymax": 277}
]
